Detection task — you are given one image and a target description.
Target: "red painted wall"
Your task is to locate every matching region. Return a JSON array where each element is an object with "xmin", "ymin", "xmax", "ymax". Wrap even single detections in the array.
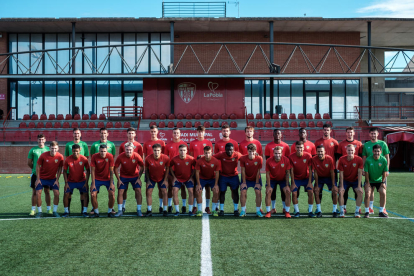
[{"xmin": 143, "ymin": 78, "xmax": 245, "ymax": 118}]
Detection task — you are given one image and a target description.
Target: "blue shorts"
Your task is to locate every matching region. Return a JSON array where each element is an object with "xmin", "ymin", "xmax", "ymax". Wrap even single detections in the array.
[
  {"xmin": 219, "ymin": 175, "xmax": 240, "ymax": 192},
  {"xmin": 119, "ymin": 177, "xmax": 141, "ymax": 190},
  {"xmin": 292, "ymin": 179, "xmax": 312, "ymax": 192},
  {"xmin": 147, "ymin": 178, "xmax": 167, "ymax": 189},
  {"xmin": 36, "ymin": 178, "xmax": 59, "ymax": 191},
  {"xmin": 317, "ymin": 177, "xmax": 337, "ymax": 191},
  {"xmin": 65, "ymin": 181, "xmax": 87, "ymax": 194},
  {"xmin": 343, "ymin": 180, "xmax": 358, "ymax": 191},
  {"xmin": 92, "ymin": 180, "xmax": 113, "ymax": 193},
  {"xmin": 267, "ymin": 180, "xmax": 288, "ymax": 190},
  {"xmin": 241, "ymin": 178, "xmax": 262, "ymax": 190},
  {"xmin": 173, "ymin": 180, "xmax": 194, "ymax": 189},
  {"xmin": 200, "ymin": 179, "xmax": 216, "ymax": 190}
]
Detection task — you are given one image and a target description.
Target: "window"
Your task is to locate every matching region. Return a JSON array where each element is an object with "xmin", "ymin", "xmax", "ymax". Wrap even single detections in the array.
[
  {"xmin": 97, "ymin": 33, "xmax": 109, "ymax": 74},
  {"xmin": 97, "ymin": 81, "xmax": 109, "ymax": 115},
  {"xmin": 57, "ymin": 81, "xmax": 70, "ymax": 115},
  {"xmin": 31, "ymin": 81, "xmax": 43, "ymax": 115},
  {"xmin": 251, "ymin": 80, "xmax": 264, "ymax": 115},
  {"xmin": 18, "ymin": 34, "xmax": 30, "ymax": 74},
  {"xmin": 110, "ymin": 81, "xmax": 122, "ymax": 106},
  {"xmin": 332, "ymin": 80, "xmax": 345, "ymax": 119},
  {"xmin": 17, "ymin": 81, "xmax": 30, "ymax": 119},
  {"xmin": 9, "ymin": 34, "xmax": 17, "ymax": 74},
  {"xmin": 45, "ymin": 34, "xmax": 57, "ymax": 74},
  {"xmin": 31, "ymin": 34, "xmax": 43, "ymax": 74},
  {"xmin": 110, "ymin": 33, "xmax": 122, "ymax": 74},
  {"xmin": 279, "ymin": 80, "xmax": 290, "ymax": 114},
  {"xmin": 45, "ymin": 81, "xmax": 57, "ymax": 116},
  {"xmin": 57, "ymin": 34, "xmax": 70, "ymax": 74},
  {"xmin": 291, "ymin": 80, "xmax": 303, "ymax": 115},
  {"xmin": 346, "ymin": 80, "xmax": 359, "ymax": 119}
]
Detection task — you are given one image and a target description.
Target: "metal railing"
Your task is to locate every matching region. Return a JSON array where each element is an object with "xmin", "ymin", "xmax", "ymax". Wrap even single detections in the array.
[
  {"xmin": 2, "ymin": 107, "xmax": 15, "ymax": 128},
  {"xmin": 355, "ymin": 106, "xmax": 414, "ymax": 120},
  {"xmin": 102, "ymin": 106, "xmax": 143, "ymax": 129},
  {"xmin": 162, "ymin": 2, "xmax": 226, "ymax": 18}
]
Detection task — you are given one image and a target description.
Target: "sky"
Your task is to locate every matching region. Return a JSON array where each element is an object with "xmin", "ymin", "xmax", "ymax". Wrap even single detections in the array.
[{"xmin": 2, "ymin": 0, "xmax": 414, "ymax": 18}]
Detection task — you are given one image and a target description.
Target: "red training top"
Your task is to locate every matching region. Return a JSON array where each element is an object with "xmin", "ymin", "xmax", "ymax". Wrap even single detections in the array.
[
  {"xmin": 337, "ymin": 155, "xmax": 364, "ymax": 182},
  {"xmin": 195, "ymin": 156, "xmax": 221, "ymax": 180},
  {"xmin": 238, "ymin": 139, "xmax": 263, "ymax": 156},
  {"xmin": 289, "ymin": 152, "xmax": 312, "ymax": 180},
  {"xmin": 143, "ymin": 139, "xmax": 166, "ymax": 157},
  {"xmin": 266, "ymin": 156, "xmax": 291, "ymax": 181},
  {"xmin": 37, "ymin": 152, "xmax": 64, "ymax": 180},
  {"xmin": 145, "ymin": 153, "xmax": 170, "ymax": 183},
  {"xmin": 64, "ymin": 155, "xmax": 89, "ymax": 182},
  {"xmin": 265, "ymin": 141, "xmax": 290, "ymax": 158},
  {"xmin": 119, "ymin": 141, "xmax": 143, "ymax": 157},
  {"xmin": 239, "ymin": 155, "xmax": 263, "ymax": 181},
  {"xmin": 337, "ymin": 139, "xmax": 363, "ymax": 157},
  {"xmin": 170, "ymin": 155, "xmax": 196, "ymax": 182},
  {"xmin": 91, "ymin": 153, "xmax": 114, "ymax": 181},
  {"xmin": 312, "ymin": 155, "xmax": 335, "ymax": 178},
  {"xmin": 214, "ymin": 139, "xmax": 239, "ymax": 154},
  {"xmin": 165, "ymin": 140, "xmax": 188, "ymax": 159},
  {"xmin": 189, "ymin": 139, "xmax": 213, "ymax": 158},
  {"xmin": 213, "ymin": 151, "xmax": 242, "ymax": 177},
  {"xmin": 314, "ymin": 137, "xmax": 339, "ymax": 160},
  {"xmin": 115, "ymin": 152, "xmax": 144, "ymax": 178},
  {"xmin": 290, "ymin": 141, "xmax": 316, "ymax": 156}
]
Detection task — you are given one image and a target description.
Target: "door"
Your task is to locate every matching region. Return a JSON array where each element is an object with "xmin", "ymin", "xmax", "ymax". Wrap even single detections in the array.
[
  {"xmin": 305, "ymin": 91, "xmax": 330, "ymax": 115},
  {"xmin": 124, "ymin": 92, "xmax": 138, "ymax": 117}
]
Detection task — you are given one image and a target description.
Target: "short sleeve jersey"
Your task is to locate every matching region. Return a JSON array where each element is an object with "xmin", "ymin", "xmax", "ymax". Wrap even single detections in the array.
[
  {"xmin": 37, "ymin": 151, "xmax": 64, "ymax": 180},
  {"xmin": 314, "ymin": 138, "xmax": 339, "ymax": 160},
  {"xmin": 165, "ymin": 141, "xmax": 189, "ymax": 159},
  {"xmin": 64, "ymin": 141, "xmax": 89, "ymax": 157},
  {"xmin": 195, "ymin": 156, "xmax": 221, "ymax": 180},
  {"xmin": 214, "ymin": 139, "xmax": 239, "ymax": 154},
  {"xmin": 364, "ymin": 156, "xmax": 388, "ymax": 183},
  {"xmin": 290, "ymin": 141, "xmax": 316, "ymax": 156},
  {"xmin": 213, "ymin": 151, "xmax": 242, "ymax": 177},
  {"xmin": 145, "ymin": 154, "xmax": 170, "ymax": 183},
  {"xmin": 337, "ymin": 155, "xmax": 363, "ymax": 182},
  {"xmin": 119, "ymin": 141, "xmax": 143, "ymax": 157},
  {"xmin": 90, "ymin": 140, "xmax": 116, "ymax": 156},
  {"xmin": 312, "ymin": 155, "xmax": 335, "ymax": 178},
  {"xmin": 337, "ymin": 140, "xmax": 363, "ymax": 156},
  {"xmin": 239, "ymin": 155, "xmax": 263, "ymax": 181},
  {"xmin": 28, "ymin": 146, "xmax": 50, "ymax": 174},
  {"xmin": 64, "ymin": 155, "xmax": 90, "ymax": 182},
  {"xmin": 289, "ymin": 152, "xmax": 312, "ymax": 180},
  {"xmin": 238, "ymin": 139, "xmax": 263, "ymax": 156},
  {"xmin": 266, "ymin": 156, "xmax": 291, "ymax": 181},
  {"xmin": 114, "ymin": 152, "xmax": 144, "ymax": 178},
  {"xmin": 189, "ymin": 139, "xmax": 213, "ymax": 158},
  {"xmin": 362, "ymin": 140, "xmax": 390, "ymax": 158},
  {"xmin": 170, "ymin": 155, "xmax": 196, "ymax": 182},
  {"xmin": 90, "ymin": 153, "xmax": 115, "ymax": 181},
  {"xmin": 265, "ymin": 141, "xmax": 290, "ymax": 158},
  {"xmin": 143, "ymin": 139, "xmax": 166, "ymax": 157}
]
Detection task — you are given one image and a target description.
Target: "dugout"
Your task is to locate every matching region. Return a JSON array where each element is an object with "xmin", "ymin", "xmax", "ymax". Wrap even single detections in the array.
[{"xmin": 384, "ymin": 130, "xmax": 414, "ymax": 170}]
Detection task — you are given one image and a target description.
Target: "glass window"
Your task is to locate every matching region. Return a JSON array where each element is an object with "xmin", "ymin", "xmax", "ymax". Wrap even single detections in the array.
[
  {"xmin": 74, "ymin": 33, "xmax": 83, "ymax": 74},
  {"xmin": 97, "ymin": 81, "xmax": 109, "ymax": 115},
  {"xmin": 273, "ymin": 81, "xmax": 279, "ymax": 114},
  {"xmin": 279, "ymin": 80, "xmax": 290, "ymax": 114},
  {"xmin": 161, "ymin": 33, "xmax": 170, "ymax": 73},
  {"xmin": 58, "ymin": 81, "xmax": 70, "ymax": 115},
  {"xmin": 31, "ymin": 81, "xmax": 43, "ymax": 115},
  {"xmin": 150, "ymin": 33, "xmax": 160, "ymax": 73},
  {"xmin": 45, "ymin": 81, "xmax": 57, "ymax": 116},
  {"xmin": 110, "ymin": 33, "xmax": 122, "ymax": 74},
  {"xmin": 97, "ymin": 33, "xmax": 109, "ymax": 74},
  {"xmin": 31, "ymin": 34, "xmax": 43, "ymax": 74},
  {"xmin": 9, "ymin": 34, "xmax": 17, "ymax": 74},
  {"xmin": 75, "ymin": 80, "xmax": 82, "ymax": 115},
  {"xmin": 84, "ymin": 34, "xmax": 96, "ymax": 74},
  {"xmin": 137, "ymin": 33, "xmax": 149, "ymax": 73},
  {"xmin": 244, "ymin": 80, "xmax": 252, "ymax": 114},
  {"xmin": 84, "ymin": 80, "xmax": 96, "ymax": 116},
  {"xmin": 45, "ymin": 34, "xmax": 57, "ymax": 74},
  {"xmin": 58, "ymin": 34, "xmax": 70, "ymax": 74},
  {"xmin": 17, "ymin": 81, "xmax": 30, "ymax": 119},
  {"xmin": 291, "ymin": 80, "xmax": 303, "ymax": 115},
  {"xmin": 124, "ymin": 33, "xmax": 135, "ymax": 73},
  {"xmin": 10, "ymin": 82, "xmax": 17, "ymax": 119},
  {"xmin": 346, "ymin": 80, "xmax": 359, "ymax": 119},
  {"xmin": 265, "ymin": 80, "xmax": 270, "ymax": 114},
  {"xmin": 305, "ymin": 80, "xmax": 330, "ymax": 91},
  {"xmin": 252, "ymin": 80, "xmax": 264, "ymax": 115},
  {"xmin": 332, "ymin": 80, "xmax": 345, "ymax": 119},
  {"xmin": 110, "ymin": 81, "xmax": 122, "ymax": 106},
  {"xmin": 18, "ymin": 34, "xmax": 30, "ymax": 74}
]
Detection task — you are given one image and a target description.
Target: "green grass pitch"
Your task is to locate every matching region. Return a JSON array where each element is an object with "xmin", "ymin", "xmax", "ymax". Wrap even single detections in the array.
[{"xmin": 0, "ymin": 173, "xmax": 413, "ymax": 275}]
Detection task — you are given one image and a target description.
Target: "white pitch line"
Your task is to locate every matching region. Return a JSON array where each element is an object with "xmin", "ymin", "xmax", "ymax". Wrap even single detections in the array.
[{"xmin": 200, "ymin": 188, "xmax": 213, "ymax": 276}]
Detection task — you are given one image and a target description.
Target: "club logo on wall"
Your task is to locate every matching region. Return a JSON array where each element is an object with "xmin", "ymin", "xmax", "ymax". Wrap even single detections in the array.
[
  {"xmin": 205, "ymin": 82, "xmax": 223, "ymax": 98},
  {"xmin": 178, "ymin": 82, "xmax": 196, "ymax": 104}
]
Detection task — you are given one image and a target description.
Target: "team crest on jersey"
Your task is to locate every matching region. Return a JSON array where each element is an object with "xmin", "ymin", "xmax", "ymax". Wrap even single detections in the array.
[
  {"xmin": 178, "ymin": 82, "xmax": 196, "ymax": 104},
  {"xmin": 55, "ymin": 159, "xmax": 58, "ymax": 163},
  {"xmin": 281, "ymin": 164, "xmax": 284, "ymax": 167},
  {"xmin": 246, "ymin": 163, "xmax": 249, "ymax": 165},
  {"xmin": 160, "ymin": 162, "xmax": 163, "ymax": 165},
  {"xmin": 203, "ymin": 144, "xmax": 206, "ymax": 147},
  {"xmin": 211, "ymin": 164, "xmax": 214, "ymax": 167},
  {"xmin": 177, "ymin": 163, "xmax": 180, "ymax": 165},
  {"xmin": 70, "ymin": 163, "xmax": 73, "ymax": 167},
  {"xmin": 46, "ymin": 160, "xmax": 49, "ymax": 162},
  {"xmin": 379, "ymin": 163, "xmax": 382, "ymax": 167},
  {"xmin": 325, "ymin": 164, "xmax": 329, "ymax": 168},
  {"xmin": 254, "ymin": 162, "xmax": 258, "ymax": 165},
  {"xmin": 303, "ymin": 159, "xmax": 307, "ymax": 163},
  {"xmin": 330, "ymin": 142, "xmax": 334, "ymax": 146},
  {"xmin": 105, "ymin": 158, "xmax": 108, "ymax": 162},
  {"xmin": 186, "ymin": 162, "xmax": 189, "ymax": 165},
  {"xmin": 132, "ymin": 159, "xmax": 136, "ymax": 163},
  {"xmin": 232, "ymin": 158, "xmax": 235, "ymax": 161},
  {"xmin": 306, "ymin": 146, "xmax": 310, "ymax": 149}
]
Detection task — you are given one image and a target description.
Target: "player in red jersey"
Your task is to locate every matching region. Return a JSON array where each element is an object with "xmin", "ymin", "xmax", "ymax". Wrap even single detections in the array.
[
  {"xmin": 143, "ymin": 125, "xmax": 166, "ymax": 214},
  {"xmin": 118, "ymin": 127, "xmax": 144, "ymax": 213},
  {"xmin": 290, "ymin": 128, "xmax": 316, "ymax": 156},
  {"xmin": 314, "ymin": 124, "xmax": 340, "ymax": 206},
  {"xmin": 90, "ymin": 144, "xmax": 115, "ymax": 218},
  {"xmin": 195, "ymin": 146, "xmax": 221, "ymax": 217},
  {"xmin": 265, "ymin": 146, "xmax": 292, "ymax": 218},
  {"xmin": 189, "ymin": 125, "xmax": 213, "ymax": 214},
  {"xmin": 170, "ymin": 144, "xmax": 197, "ymax": 217},
  {"xmin": 289, "ymin": 141, "xmax": 315, "ymax": 218},
  {"xmin": 338, "ymin": 144, "xmax": 364, "ymax": 218},
  {"xmin": 337, "ymin": 126, "xmax": 363, "ymax": 214},
  {"xmin": 214, "ymin": 143, "xmax": 242, "ymax": 216},
  {"xmin": 34, "ymin": 141, "xmax": 64, "ymax": 218},
  {"xmin": 239, "ymin": 144, "xmax": 263, "ymax": 217},
  {"xmin": 214, "ymin": 124, "xmax": 239, "ymax": 154},
  {"xmin": 312, "ymin": 145, "xmax": 338, "ymax": 218},
  {"xmin": 165, "ymin": 128, "xmax": 189, "ymax": 213},
  {"xmin": 114, "ymin": 142, "xmax": 144, "ymax": 217},
  {"xmin": 62, "ymin": 144, "xmax": 90, "ymax": 218},
  {"xmin": 264, "ymin": 129, "xmax": 290, "ymax": 214},
  {"xmin": 145, "ymin": 143, "xmax": 170, "ymax": 217},
  {"xmin": 238, "ymin": 126, "xmax": 263, "ymax": 156}
]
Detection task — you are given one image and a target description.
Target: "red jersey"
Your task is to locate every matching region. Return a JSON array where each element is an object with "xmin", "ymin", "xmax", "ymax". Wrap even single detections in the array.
[
  {"xmin": 143, "ymin": 139, "xmax": 166, "ymax": 157},
  {"xmin": 314, "ymin": 137, "xmax": 339, "ymax": 160},
  {"xmin": 337, "ymin": 139, "xmax": 363, "ymax": 156},
  {"xmin": 290, "ymin": 141, "xmax": 316, "ymax": 156},
  {"xmin": 289, "ymin": 152, "xmax": 312, "ymax": 180},
  {"xmin": 145, "ymin": 154, "xmax": 170, "ymax": 183},
  {"xmin": 91, "ymin": 153, "xmax": 114, "ymax": 181},
  {"xmin": 312, "ymin": 155, "xmax": 335, "ymax": 178},
  {"xmin": 189, "ymin": 139, "xmax": 213, "ymax": 158},
  {"xmin": 266, "ymin": 156, "xmax": 291, "ymax": 181},
  {"xmin": 238, "ymin": 139, "xmax": 263, "ymax": 156},
  {"xmin": 195, "ymin": 156, "xmax": 221, "ymax": 180},
  {"xmin": 64, "ymin": 155, "xmax": 89, "ymax": 183},
  {"xmin": 115, "ymin": 152, "xmax": 144, "ymax": 178},
  {"xmin": 239, "ymin": 155, "xmax": 263, "ymax": 181},
  {"xmin": 170, "ymin": 155, "xmax": 196, "ymax": 182},
  {"xmin": 165, "ymin": 140, "xmax": 188, "ymax": 159},
  {"xmin": 37, "ymin": 152, "xmax": 64, "ymax": 180},
  {"xmin": 337, "ymin": 155, "xmax": 364, "ymax": 182},
  {"xmin": 214, "ymin": 139, "xmax": 239, "ymax": 154},
  {"xmin": 213, "ymin": 151, "xmax": 242, "ymax": 177},
  {"xmin": 265, "ymin": 141, "xmax": 290, "ymax": 158},
  {"xmin": 119, "ymin": 141, "xmax": 143, "ymax": 157}
]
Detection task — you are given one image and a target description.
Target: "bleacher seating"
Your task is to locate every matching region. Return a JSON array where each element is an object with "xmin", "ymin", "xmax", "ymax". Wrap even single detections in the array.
[
  {"xmin": 123, "ymin": 122, "xmax": 131, "ymax": 128},
  {"xmin": 298, "ymin": 113, "xmax": 305, "ymax": 119},
  {"xmin": 90, "ymin": 114, "xmax": 97, "ymax": 120},
  {"xmin": 299, "ymin": 121, "xmax": 306, "ymax": 128},
  {"xmin": 31, "ymin": 114, "xmax": 39, "ymax": 120},
  {"xmin": 115, "ymin": 122, "xmax": 122, "ymax": 128},
  {"xmin": 28, "ymin": 122, "xmax": 36, "ymax": 128},
  {"xmin": 40, "ymin": 114, "xmax": 47, "ymax": 120},
  {"xmin": 265, "ymin": 121, "xmax": 272, "ymax": 128},
  {"xmin": 37, "ymin": 122, "xmax": 44, "ymax": 128},
  {"xmin": 167, "ymin": 121, "xmax": 174, "ymax": 128},
  {"xmin": 150, "ymin": 113, "xmax": 158, "ymax": 120},
  {"xmin": 99, "ymin": 114, "xmax": 106, "ymax": 120},
  {"xmin": 168, "ymin": 114, "xmax": 175, "ymax": 120},
  {"xmin": 71, "ymin": 122, "xmax": 79, "ymax": 128},
  {"xmin": 221, "ymin": 113, "xmax": 228, "ymax": 119},
  {"xmin": 247, "ymin": 121, "xmax": 255, "ymax": 127},
  {"xmin": 54, "ymin": 122, "xmax": 62, "ymax": 128},
  {"xmin": 73, "ymin": 114, "xmax": 81, "ymax": 120},
  {"xmin": 212, "ymin": 121, "xmax": 220, "ymax": 128},
  {"xmin": 88, "ymin": 122, "xmax": 95, "ymax": 128},
  {"xmin": 308, "ymin": 121, "xmax": 315, "ymax": 127},
  {"xmin": 247, "ymin": 113, "xmax": 254, "ymax": 119},
  {"xmin": 315, "ymin": 113, "xmax": 322, "ymax": 119},
  {"xmin": 159, "ymin": 113, "xmax": 167, "ymax": 120},
  {"xmin": 282, "ymin": 121, "xmax": 289, "ymax": 128},
  {"xmin": 203, "ymin": 121, "xmax": 211, "ymax": 128},
  {"xmin": 62, "ymin": 122, "xmax": 70, "ymax": 128},
  {"xmin": 316, "ymin": 121, "xmax": 323, "ymax": 127},
  {"xmin": 306, "ymin": 113, "xmax": 313, "ymax": 119},
  {"xmin": 106, "ymin": 122, "xmax": 113, "ymax": 128},
  {"xmin": 65, "ymin": 114, "xmax": 72, "ymax": 120},
  {"xmin": 230, "ymin": 113, "xmax": 237, "ymax": 119},
  {"xmin": 57, "ymin": 114, "xmax": 64, "ymax": 120},
  {"xmin": 255, "ymin": 114, "xmax": 263, "ymax": 120},
  {"xmin": 289, "ymin": 113, "xmax": 296, "ymax": 120},
  {"xmin": 323, "ymin": 113, "xmax": 331, "ymax": 119},
  {"xmin": 326, "ymin": 121, "xmax": 333, "ymax": 127},
  {"xmin": 203, "ymin": 113, "xmax": 211, "ymax": 120},
  {"xmin": 176, "ymin": 113, "xmax": 184, "ymax": 120},
  {"xmin": 230, "ymin": 121, "xmax": 238, "ymax": 128},
  {"xmin": 195, "ymin": 114, "xmax": 202, "ymax": 120},
  {"xmin": 272, "ymin": 114, "xmax": 279, "ymax": 119},
  {"xmin": 82, "ymin": 114, "xmax": 89, "ymax": 120},
  {"xmin": 80, "ymin": 122, "xmax": 87, "ymax": 128},
  {"xmin": 185, "ymin": 121, "xmax": 192, "ymax": 128},
  {"xmin": 48, "ymin": 114, "xmax": 56, "ymax": 120},
  {"xmin": 150, "ymin": 121, "xmax": 157, "ymax": 127},
  {"xmin": 291, "ymin": 121, "xmax": 298, "ymax": 128},
  {"xmin": 19, "ymin": 122, "xmax": 27, "ymax": 128},
  {"xmin": 256, "ymin": 121, "xmax": 264, "ymax": 128},
  {"xmin": 45, "ymin": 122, "xmax": 53, "ymax": 128},
  {"xmin": 264, "ymin": 113, "xmax": 271, "ymax": 119},
  {"xmin": 97, "ymin": 122, "xmax": 105, "ymax": 128},
  {"xmin": 176, "ymin": 121, "xmax": 184, "ymax": 128},
  {"xmin": 221, "ymin": 121, "xmax": 228, "ymax": 127},
  {"xmin": 212, "ymin": 113, "xmax": 219, "ymax": 120},
  {"xmin": 186, "ymin": 113, "xmax": 193, "ymax": 120},
  {"xmin": 195, "ymin": 121, "xmax": 201, "ymax": 128},
  {"xmin": 23, "ymin": 114, "xmax": 30, "ymax": 120},
  {"xmin": 273, "ymin": 121, "xmax": 281, "ymax": 128},
  {"xmin": 158, "ymin": 121, "xmax": 166, "ymax": 128},
  {"xmin": 281, "ymin": 113, "xmax": 288, "ymax": 119}
]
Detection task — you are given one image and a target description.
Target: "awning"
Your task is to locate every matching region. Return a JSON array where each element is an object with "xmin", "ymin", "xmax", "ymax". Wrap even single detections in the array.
[{"xmin": 385, "ymin": 131, "xmax": 414, "ymax": 144}]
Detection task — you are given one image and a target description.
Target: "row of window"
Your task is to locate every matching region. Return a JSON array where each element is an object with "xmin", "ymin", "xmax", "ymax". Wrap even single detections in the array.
[{"xmin": 8, "ymin": 33, "xmax": 170, "ymax": 75}]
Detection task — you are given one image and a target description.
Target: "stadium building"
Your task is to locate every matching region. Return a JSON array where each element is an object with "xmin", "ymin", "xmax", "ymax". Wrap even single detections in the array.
[{"xmin": 0, "ymin": 16, "xmax": 414, "ymax": 172}]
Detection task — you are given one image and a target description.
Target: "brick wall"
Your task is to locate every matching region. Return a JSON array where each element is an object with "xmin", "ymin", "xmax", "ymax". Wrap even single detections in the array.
[
  {"xmin": 174, "ymin": 31, "xmax": 361, "ymax": 74},
  {"xmin": 0, "ymin": 32, "xmax": 7, "ymax": 118}
]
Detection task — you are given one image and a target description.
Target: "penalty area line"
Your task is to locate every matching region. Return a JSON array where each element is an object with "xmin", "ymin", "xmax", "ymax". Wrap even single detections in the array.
[{"xmin": 200, "ymin": 188, "xmax": 213, "ymax": 276}]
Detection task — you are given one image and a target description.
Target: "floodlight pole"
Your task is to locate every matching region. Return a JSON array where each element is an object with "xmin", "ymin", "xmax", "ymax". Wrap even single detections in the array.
[{"xmin": 368, "ymin": 21, "xmax": 372, "ymax": 120}]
